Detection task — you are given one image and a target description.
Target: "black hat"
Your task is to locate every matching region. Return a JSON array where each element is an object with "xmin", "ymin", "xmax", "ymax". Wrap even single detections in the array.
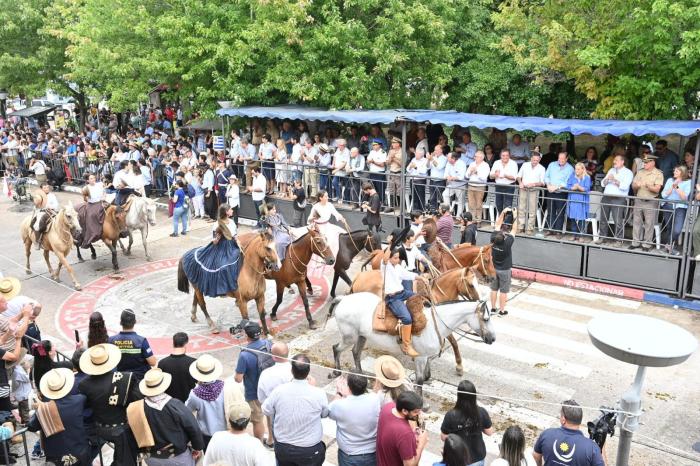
[
  {"xmin": 389, "ymin": 225, "xmax": 412, "ymax": 250},
  {"xmin": 244, "ymin": 321, "xmax": 262, "ymax": 339}
]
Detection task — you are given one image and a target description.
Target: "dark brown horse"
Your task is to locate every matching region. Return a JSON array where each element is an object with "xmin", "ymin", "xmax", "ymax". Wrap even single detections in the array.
[
  {"xmin": 177, "ymin": 231, "xmax": 281, "ymax": 335},
  {"xmin": 329, "ymin": 229, "xmax": 382, "ymax": 297},
  {"xmin": 265, "ymin": 225, "xmax": 335, "ymax": 329},
  {"xmin": 75, "ymin": 205, "xmax": 127, "ymax": 271}
]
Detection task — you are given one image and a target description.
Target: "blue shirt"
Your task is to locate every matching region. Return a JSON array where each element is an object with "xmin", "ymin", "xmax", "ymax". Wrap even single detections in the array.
[
  {"xmin": 534, "ymin": 426, "xmax": 604, "ymax": 466},
  {"xmin": 545, "ymin": 162, "xmax": 575, "ymax": 188},
  {"xmin": 108, "ymin": 331, "xmax": 154, "ymax": 380},
  {"xmin": 445, "ymin": 159, "xmax": 467, "ymax": 187},
  {"xmin": 430, "ymin": 154, "xmax": 447, "ymax": 179},
  {"xmin": 173, "ymin": 188, "xmax": 186, "ymax": 208},
  {"xmin": 235, "ymin": 339, "xmax": 270, "ymax": 401},
  {"xmin": 661, "ymin": 178, "xmax": 691, "ymax": 208}
]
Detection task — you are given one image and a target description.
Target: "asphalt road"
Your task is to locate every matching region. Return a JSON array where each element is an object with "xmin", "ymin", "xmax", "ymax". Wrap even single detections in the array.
[{"xmin": 0, "ymin": 190, "xmax": 698, "ymax": 465}]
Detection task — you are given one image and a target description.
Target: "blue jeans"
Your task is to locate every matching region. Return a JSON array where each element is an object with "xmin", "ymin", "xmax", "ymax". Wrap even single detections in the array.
[
  {"xmin": 386, "ymin": 289, "xmax": 414, "ymax": 324},
  {"xmin": 468, "ymin": 460, "xmax": 485, "ymax": 466},
  {"xmin": 338, "ymin": 450, "xmax": 376, "ymax": 466},
  {"xmin": 661, "ymin": 205, "xmax": 687, "ymax": 246},
  {"xmin": 332, "ymin": 175, "xmax": 345, "ymax": 200},
  {"xmin": 402, "ymin": 279, "xmax": 413, "ymax": 293},
  {"xmin": 495, "ymin": 184, "xmax": 514, "ymax": 213},
  {"xmin": 319, "ymin": 169, "xmax": 331, "ymax": 193},
  {"xmin": 172, "ymin": 206, "xmax": 188, "ymax": 234}
]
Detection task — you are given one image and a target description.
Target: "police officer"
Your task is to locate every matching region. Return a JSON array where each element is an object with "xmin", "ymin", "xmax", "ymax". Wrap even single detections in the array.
[{"xmin": 108, "ymin": 309, "xmax": 157, "ymax": 382}]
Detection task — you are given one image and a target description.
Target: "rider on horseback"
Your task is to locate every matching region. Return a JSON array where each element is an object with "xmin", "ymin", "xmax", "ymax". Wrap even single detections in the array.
[
  {"xmin": 382, "ymin": 246, "xmax": 420, "ymax": 358},
  {"xmin": 32, "ymin": 183, "xmax": 59, "ymax": 250}
]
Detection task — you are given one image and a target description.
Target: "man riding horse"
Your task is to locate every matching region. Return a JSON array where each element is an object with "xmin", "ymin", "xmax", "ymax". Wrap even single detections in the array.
[{"xmin": 31, "ymin": 183, "xmax": 60, "ymax": 250}]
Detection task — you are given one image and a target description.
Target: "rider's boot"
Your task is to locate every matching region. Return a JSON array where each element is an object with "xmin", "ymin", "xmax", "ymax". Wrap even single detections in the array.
[{"xmin": 400, "ymin": 324, "xmax": 419, "ymax": 358}]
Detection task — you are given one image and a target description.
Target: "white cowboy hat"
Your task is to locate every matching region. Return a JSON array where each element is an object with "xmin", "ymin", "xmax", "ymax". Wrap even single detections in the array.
[
  {"xmin": 189, "ymin": 354, "xmax": 223, "ymax": 383},
  {"xmin": 0, "ymin": 277, "xmax": 21, "ymax": 301},
  {"xmin": 374, "ymin": 355, "xmax": 407, "ymax": 388},
  {"xmin": 79, "ymin": 343, "xmax": 122, "ymax": 376},
  {"xmin": 228, "ymin": 400, "xmax": 252, "ymax": 422},
  {"xmin": 39, "ymin": 368, "xmax": 75, "ymax": 400},
  {"xmin": 139, "ymin": 368, "xmax": 172, "ymax": 397}
]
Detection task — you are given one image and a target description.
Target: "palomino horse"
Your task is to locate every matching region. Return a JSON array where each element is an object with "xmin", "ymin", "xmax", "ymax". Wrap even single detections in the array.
[
  {"xmin": 118, "ymin": 196, "xmax": 157, "ymax": 261},
  {"xmin": 177, "ymin": 232, "xmax": 281, "ymax": 334},
  {"xmin": 329, "ymin": 229, "xmax": 382, "ymax": 297},
  {"xmin": 75, "ymin": 205, "xmax": 127, "ymax": 271},
  {"xmin": 21, "ymin": 203, "xmax": 83, "ymax": 290},
  {"xmin": 327, "ymin": 291, "xmax": 494, "ymax": 398},
  {"xmin": 351, "ymin": 266, "xmax": 483, "ymax": 375}
]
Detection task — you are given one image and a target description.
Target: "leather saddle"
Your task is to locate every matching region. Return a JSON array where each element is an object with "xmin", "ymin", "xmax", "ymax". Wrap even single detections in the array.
[{"xmin": 372, "ymin": 294, "xmax": 428, "ymax": 335}]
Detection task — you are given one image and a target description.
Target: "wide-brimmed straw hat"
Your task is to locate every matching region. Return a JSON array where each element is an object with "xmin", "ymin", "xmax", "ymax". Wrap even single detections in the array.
[
  {"xmin": 39, "ymin": 368, "xmax": 75, "ymax": 400},
  {"xmin": 79, "ymin": 343, "xmax": 122, "ymax": 376},
  {"xmin": 189, "ymin": 354, "xmax": 223, "ymax": 383},
  {"xmin": 139, "ymin": 368, "xmax": 172, "ymax": 397},
  {"xmin": 374, "ymin": 355, "xmax": 407, "ymax": 388},
  {"xmin": 0, "ymin": 277, "xmax": 21, "ymax": 301}
]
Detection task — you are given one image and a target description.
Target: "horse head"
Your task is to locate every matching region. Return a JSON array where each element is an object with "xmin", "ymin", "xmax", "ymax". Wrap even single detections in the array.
[
  {"xmin": 144, "ymin": 198, "xmax": 157, "ymax": 226},
  {"xmin": 309, "ymin": 228, "xmax": 335, "ymax": 265},
  {"xmin": 365, "ymin": 230, "xmax": 382, "ymax": 252},
  {"xmin": 258, "ymin": 231, "xmax": 281, "ymax": 272},
  {"xmin": 461, "ymin": 277, "xmax": 495, "ymax": 345},
  {"xmin": 472, "ymin": 245, "xmax": 495, "ymax": 282},
  {"xmin": 63, "ymin": 201, "xmax": 82, "ymax": 237},
  {"xmin": 458, "ymin": 267, "xmax": 482, "ymax": 301}
]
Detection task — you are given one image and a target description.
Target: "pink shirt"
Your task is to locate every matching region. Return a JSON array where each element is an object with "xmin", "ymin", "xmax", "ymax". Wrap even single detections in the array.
[{"xmin": 436, "ymin": 214, "xmax": 455, "ymax": 244}]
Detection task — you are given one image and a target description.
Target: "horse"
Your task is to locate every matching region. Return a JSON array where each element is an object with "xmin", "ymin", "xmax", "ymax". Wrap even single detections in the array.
[
  {"xmin": 20, "ymin": 203, "xmax": 83, "ymax": 290},
  {"xmin": 264, "ymin": 225, "xmax": 336, "ymax": 329},
  {"xmin": 329, "ymin": 229, "xmax": 382, "ymax": 297},
  {"xmin": 350, "ymin": 266, "xmax": 483, "ymax": 375},
  {"xmin": 177, "ymin": 231, "xmax": 281, "ymax": 334},
  {"xmin": 75, "ymin": 205, "xmax": 127, "ymax": 271},
  {"xmin": 326, "ymin": 291, "xmax": 494, "ymax": 398},
  {"xmin": 118, "ymin": 196, "xmax": 157, "ymax": 261}
]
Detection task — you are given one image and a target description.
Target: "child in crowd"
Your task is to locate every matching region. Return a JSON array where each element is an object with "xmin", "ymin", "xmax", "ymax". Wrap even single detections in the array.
[
  {"xmin": 225, "ymin": 175, "xmax": 240, "ymax": 226},
  {"xmin": 12, "ymin": 358, "xmax": 32, "ymax": 425}
]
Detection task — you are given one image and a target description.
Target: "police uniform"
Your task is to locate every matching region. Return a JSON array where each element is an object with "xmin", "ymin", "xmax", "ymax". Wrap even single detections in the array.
[
  {"xmin": 108, "ymin": 331, "xmax": 154, "ymax": 381},
  {"xmin": 630, "ymin": 161, "xmax": 663, "ymax": 249}
]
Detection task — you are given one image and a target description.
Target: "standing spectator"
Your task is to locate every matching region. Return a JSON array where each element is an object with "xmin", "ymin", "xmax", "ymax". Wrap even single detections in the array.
[
  {"xmin": 239, "ymin": 138, "xmax": 258, "ymax": 187},
  {"xmin": 367, "ymin": 140, "xmax": 388, "ymax": 206},
  {"xmin": 186, "ymin": 354, "xmax": 227, "ymax": 449},
  {"xmin": 170, "ymin": 180, "xmax": 189, "ymax": 237},
  {"xmin": 508, "ymin": 134, "xmax": 530, "ymax": 166},
  {"xmin": 291, "ymin": 179, "xmax": 307, "ymax": 227},
  {"xmin": 215, "ymin": 159, "xmax": 232, "ymax": 205},
  {"xmin": 435, "ymin": 434, "xmax": 471, "ymax": 466},
  {"xmin": 202, "ymin": 159, "xmax": 219, "ymax": 221},
  {"xmin": 256, "ymin": 342, "xmax": 292, "ymax": 443},
  {"xmin": 459, "ymin": 212, "xmax": 478, "ymax": 246},
  {"xmin": 157, "ymin": 332, "xmax": 197, "ymax": 403},
  {"xmin": 289, "ymin": 134, "xmax": 304, "ymax": 184},
  {"xmin": 330, "ymin": 373, "xmax": 381, "ymax": 466},
  {"xmin": 108, "ymin": 309, "xmax": 156, "ymax": 381},
  {"xmin": 362, "ymin": 182, "xmax": 382, "ymax": 243},
  {"xmin": 376, "ymin": 391, "xmax": 428, "ymax": 466},
  {"xmin": 412, "ymin": 127, "xmax": 429, "ymax": 156},
  {"xmin": 655, "ymin": 139, "xmax": 679, "ymax": 181},
  {"xmin": 490, "ymin": 150, "xmax": 519, "ymax": 214},
  {"xmin": 262, "ymin": 354, "xmax": 329, "ymax": 466},
  {"xmin": 247, "ymin": 166, "xmax": 267, "ymax": 226},
  {"xmin": 225, "ymin": 175, "xmax": 240, "ymax": 225},
  {"xmin": 133, "ymin": 368, "xmax": 204, "ymax": 465},
  {"xmin": 332, "ymin": 139, "xmax": 350, "ymax": 203},
  {"xmin": 516, "ymin": 151, "xmax": 545, "ymax": 234},
  {"xmin": 235, "ymin": 321, "xmax": 272, "ymax": 442},
  {"xmin": 274, "ymin": 138, "xmax": 289, "ymax": 195},
  {"xmin": 347, "ymin": 147, "xmax": 366, "ymax": 208},
  {"xmin": 566, "ymin": 163, "xmax": 592, "ymax": 241},
  {"xmin": 533, "ymin": 400, "xmax": 604, "ymax": 466},
  {"xmin": 442, "ymin": 152, "xmax": 467, "ymax": 217},
  {"xmin": 629, "ymin": 152, "xmax": 663, "ymax": 251},
  {"xmin": 259, "ymin": 134, "xmax": 277, "ymax": 194},
  {"xmin": 385, "ymin": 137, "xmax": 404, "ymax": 212},
  {"xmin": 87, "ymin": 311, "xmax": 108, "ymax": 348},
  {"xmin": 373, "ymin": 356, "xmax": 408, "ymax": 407},
  {"xmin": 13, "ymin": 360, "xmax": 32, "ymax": 424},
  {"xmin": 492, "ymin": 425, "xmax": 535, "ymax": 466},
  {"xmin": 582, "ymin": 146, "xmax": 600, "ymax": 177},
  {"xmin": 456, "ymin": 131, "xmax": 478, "ymax": 167},
  {"xmin": 490, "ymin": 208, "xmax": 518, "ymax": 316},
  {"xmin": 596, "ymin": 155, "xmax": 633, "ymax": 246},
  {"xmin": 483, "ymin": 143, "xmax": 497, "ymax": 167},
  {"xmin": 543, "ymin": 151, "xmax": 575, "ymax": 237},
  {"xmin": 466, "ymin": 150, "xmax": 490, "ymax": 225},
  {"xmin": 660, "ymin": 165, "xmax": 691, "ymax": 254},
  {"xmin": 692, "ymin": 185, "xmax": 700, "ymax": 260},
  {"xmin": 408, "ymin": 148, "xmax": 429, "ymax": 211},
  {"xmin": 302, "ymin": 139, "xmax": 320, "ymax": 199},
  {"xmin": 436, "ymin": 204, "xmax": 455, "ymax": 248},
  {"xmin": 203, "ymin": 401, "xmax": 270, "ymax": 466},
  {"xmin": 440, "ymin": 380, "xmax": 494, "ymax": 466},
  {"xmin": 428, "ymin": 144, "xmax": 448, "ymax": 210},
  {"xmin": 318, "ymin": 143, "xmax": 333, "ymax": 195}
]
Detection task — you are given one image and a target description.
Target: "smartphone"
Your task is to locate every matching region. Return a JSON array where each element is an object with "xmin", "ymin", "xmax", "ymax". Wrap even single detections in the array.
[{"xmin": 74, "ymin": 330, "xmax": 80, "ymax": 342}]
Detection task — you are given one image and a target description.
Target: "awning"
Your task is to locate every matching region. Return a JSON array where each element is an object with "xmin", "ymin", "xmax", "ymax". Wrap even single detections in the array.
[
  {"xmin": 216, "ymin": 106, "xmax": 700, "ymax": 137},
  {"xmin": 183, "ymin": 119, "xmax": 223, "ymax": 131},
  {"xmin": 8, "ymin": 105, "xmax": 58, "ymax": 119}
]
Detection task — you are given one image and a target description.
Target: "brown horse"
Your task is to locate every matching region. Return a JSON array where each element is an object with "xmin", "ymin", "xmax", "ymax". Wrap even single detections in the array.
[
  {"xmin": 350, "ymin": 266, "xmax": 483, "ymax": 375},
  {"xmin": 21, "ymin": 203, "xmax": 83, "ymax": 290},
  {"xmin": 177, "ymin": 231, "xmax": 281, "ymax": 335},
  {"xmin": 262, "ymin": 226, "xmax": 335, "ymax": 329},
  {"xmin": 75, "ymin": 205, "xmax": 127, "ymax": 271}
]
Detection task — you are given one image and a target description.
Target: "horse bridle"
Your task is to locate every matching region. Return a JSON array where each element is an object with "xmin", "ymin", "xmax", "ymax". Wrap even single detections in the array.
[
  {"xmin": 287, "ymin": 229, "xmax": 332, "ymax": 277},
  {"xmin": 433, "ymin": 300, "xmax": 490, "ymax": 341}
]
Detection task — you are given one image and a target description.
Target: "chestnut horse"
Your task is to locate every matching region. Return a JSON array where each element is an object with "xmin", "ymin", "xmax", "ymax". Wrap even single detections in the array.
[
  {"xmin": 351, "ymin": 266, "xmax": 484, "ymax": 375},
  {"xmin": 75, "ymin": 205, "xmax": 127, "ymax": 271},
  {"xmin": 177, "ymin": 231, "xmax": 281, "ymax": 334},
  {"xmin": 20, "ymin": 203, "xmax": 83, "ymax": 290}
]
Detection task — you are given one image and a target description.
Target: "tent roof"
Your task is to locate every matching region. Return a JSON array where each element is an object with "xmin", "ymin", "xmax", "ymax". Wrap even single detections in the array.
[
  {"xmin": 8, "ymin": 105, "xmax": 57, "ymax": 118},
  {"xmin": 184, "ymin": 119, "xmax": 222, "ymax": 131},
  {"xmin": 216, "ymin": 105, "xmax": 700, "ymax": 137}
]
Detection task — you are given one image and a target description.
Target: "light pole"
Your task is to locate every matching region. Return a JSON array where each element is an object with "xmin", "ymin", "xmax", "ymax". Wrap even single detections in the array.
[
  {"xmin": 587, "ymin": 314, "xmax": 697, "ymax": 466},
  {"xmin": 0, "ymin": 89, "xmax": 8, "ymax": 120}
]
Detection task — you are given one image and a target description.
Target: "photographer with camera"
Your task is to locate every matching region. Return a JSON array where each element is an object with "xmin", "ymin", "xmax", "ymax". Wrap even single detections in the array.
[
  {"xmin": 361, "ymin": 182, "xmax": 382, "ymax": 243},
  {"xmin": 490, "ymin": 207, "xmax": 518, "ymax": 317}
]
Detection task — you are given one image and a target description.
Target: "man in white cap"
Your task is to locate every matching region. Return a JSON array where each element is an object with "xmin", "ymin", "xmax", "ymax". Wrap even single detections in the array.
[
  {"xmin": 203, "ymin": 400, "xmax": 270, "ymax": 466},
  {"xmin": 332, "ymin": 139, "xmax": 350, "ymax": 203},
  {"xmin": 27, "ymin": 368, "xmax": 90, "ymax": 465},
  {"xmin": 128, "ymin": 368, "xmax": 204, "ymax": 465},
  {"xmin": 79, "ymin": 343, "xmax": 141, "ymax": 465}
]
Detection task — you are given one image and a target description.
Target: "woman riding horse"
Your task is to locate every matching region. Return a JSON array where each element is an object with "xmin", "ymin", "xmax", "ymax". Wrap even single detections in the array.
[{"xmin": 260, "ymin": 203, "xmax": 293, "ymax": 262}]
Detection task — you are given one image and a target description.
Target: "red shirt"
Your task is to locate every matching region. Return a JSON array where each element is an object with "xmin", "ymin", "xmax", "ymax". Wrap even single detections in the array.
[
  {"xmin": 376, "ymin": 403, "xmax": 417, "ymax": 466},
  {"xmin": 436, "ymin": 214, "xmax": 454, "ymax": 244}
]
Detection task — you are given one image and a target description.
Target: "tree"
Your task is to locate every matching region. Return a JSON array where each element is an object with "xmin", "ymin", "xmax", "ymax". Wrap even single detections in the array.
[{"xmin": 493, "ymin": 0, "xmax": 700, "ymax": 119}]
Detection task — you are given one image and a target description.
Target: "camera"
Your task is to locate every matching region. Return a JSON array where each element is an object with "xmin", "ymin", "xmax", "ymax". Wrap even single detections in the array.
[
  {"xmin": 229, "ymin": 319, "xmax": 250, "ymax": 335},
  {"xmin": 587, "ymin": 406, "xmax": 616, "ymax": 449}
]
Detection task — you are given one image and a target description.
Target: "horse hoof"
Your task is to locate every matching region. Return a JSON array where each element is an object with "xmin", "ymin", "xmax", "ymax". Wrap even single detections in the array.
[
  {"xmin": 74, "ymin": 285, "xmax": 82, "ymax": 291},
  {"xmin": 78, "ymin": 258, "xmax": 85, "ymax": 263},
  {"xmin": 124, "ymin": 251, "xmax": 131, "ymax": 256},
  {"xmin": 307, "ymin": 288, "xmax": 314, "ymax": 296},
  {"xmin": 211, "ymin": 328, "xmax": 220, "ymax": 334},
  {"xmin": 146, "ymin": 256, "xmax": 153, "ymax": 262},
  {"xmin": 91, "ymin": 254, "xmax": 97, "ymax": 260},
  {"xmin": 329, "ymin": 370, "xmax": 340, "ymax": 379},
  {"xmin": 25, "ymin": 269, "xmax": 31, "ymax": 275},
  {"xmin": 308, "ymin": 320, "xmax": 318, "ymax": 330},
  {"xmin": 456, "ymin": 365, "xmax": 464, "ymax": 376},
  {"xmin": 270, "ymin": 314, "xmax": 278, "ymax": 322}
]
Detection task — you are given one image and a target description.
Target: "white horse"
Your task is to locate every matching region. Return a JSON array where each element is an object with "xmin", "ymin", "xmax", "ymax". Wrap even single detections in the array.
[
  {"xmin": 118, "ymin": 196, "xmax": 157, "ymax": 261},
  {"xmin": 327, "ymin": 292, "xmax": 495, "ymax": 396}
]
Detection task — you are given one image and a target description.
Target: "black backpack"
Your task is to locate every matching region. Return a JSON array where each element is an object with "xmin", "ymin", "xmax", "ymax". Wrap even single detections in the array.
[{"xmin": 242, "ymin": 339, "xmax": 275, "ymax": 374}]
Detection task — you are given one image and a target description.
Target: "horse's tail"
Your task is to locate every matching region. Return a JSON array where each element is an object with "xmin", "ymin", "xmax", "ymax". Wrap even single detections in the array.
[
  {"xmin": 177, "ymin": 258, "xmax": 190, "ymax": 294},
  {"xmin": 323, "ymin": 297, "xmax": 342, "ymax": 329}
]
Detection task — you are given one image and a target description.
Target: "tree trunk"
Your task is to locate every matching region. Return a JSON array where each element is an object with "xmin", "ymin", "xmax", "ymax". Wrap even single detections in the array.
[{"xmin": 76, "ymin": 93, "xmax": 87, "ymax": 132}]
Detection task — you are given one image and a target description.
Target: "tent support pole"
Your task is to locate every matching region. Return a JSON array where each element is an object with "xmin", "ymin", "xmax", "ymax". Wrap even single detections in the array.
[
  {"xmin": 680, "ymin": 131, "xmax": 700, "ymax": 298},
  {"xmin": 400, "ymin": 122, "xmax": 407, "ymax": 224}
]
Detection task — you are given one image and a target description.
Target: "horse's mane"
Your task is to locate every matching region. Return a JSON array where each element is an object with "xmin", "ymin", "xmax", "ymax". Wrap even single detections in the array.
[
  {"xmin": 422, "ymin": 218, "xmax": 437, "ymax": 244},
  {"xmin": 291, "ymin": 231, "xmax": 310, "ymax": 245}
]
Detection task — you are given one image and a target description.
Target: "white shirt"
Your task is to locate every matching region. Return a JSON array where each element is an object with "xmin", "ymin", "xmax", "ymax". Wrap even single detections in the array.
[
  {"xmin": 403, "ymin": 246, "xmax": 425, "ymax": 271},
  {"xmin": 258, "ymin": 142, "xmax": 275, "ymax": 160},
  {"xmin": 113, "ymin": 169, "xmax": 131, "ymax": 188},
  {"xmin": 31, "ymin": 160, "xmax": 47, "ymax": 176},
  {"xmin": 602, "ymin": 166, "xmax": 634, "ymax": 196},
  {"xmin": 333, "ymin": 148, "xmax": 350, "ymax": 175},
  {"xmin": 46, "ymin": 192, "xmax": 59, "ymax": 210},
  {"xmin": 4, "ymin": 296, "xmax": 37, "ymax": 319},
  {"xmin": 290, "ymin": 144, "xmax": 303, "ymax": 165},
  {"xmin": 87, "ymin": 183, "xmax": 104, "ymax": 203},
  {"xmin": 202, "ymin": 431, "xmax": 270, "ymax": 466},
  {"xmin": 508, "ymin": 140, "xmax": 530, "ymax": 161},
  {"xmin": 407, "ymin": 157, "xmax": 429, "ymax": 177},
  {"xmin": 251, "ymin": 174, "xmax": 266, "ymax": 201},
  {"xmin": 309, "ymin": 202, "xmax": 342, "ymax": 223},
  {"xmin": 213, "ymin": 218, "xmax": 238, "ymax": 237},
  {"xmin": 410, "ymin": 223, "xmax": 425, "ymax": 246},
  {"xmin": 490, "ymin": 159, "xmax": 518, "ymax": 185},
  {"xmin": 415, "ymin": 138, "xmax": 429, "ymax": 157},
  {"xmin": 445, "ymin": 159, "xmax": 467, "ymax": 187},
  {"xmin": 466, "ymin": 161, "xmax": 490, "ymax": 186},
  {"xmin": 367, "ymin": 150, "xmax": 387, "ymax": 173},
  {"xmin": 517, "ymin": 162, "xmax": 546, "ymax": 186},
  {"xmin": 329, "ymin": 392, "xmax": 381, "ymax": 455},
  {"xmin": 429, "ymin": 154, "xmax": 447, "ymax": 179},
  {"xmin": 303, "ymin": 146, "xmax": 318, "ymax": 166},
  {"xmin": 256, "ymin": 362, "xmax": 293, "ymax": 404},
  {"xmin": 226, "ymin": 184, "xmax": 240, "ymax": 207},
  {"xmin": 381, "ymin": 261, "xmax": 418, "ymax": 295},
  {"xmin": 202, "ymin": 169, "xmax": 215, "ymax": 190}
]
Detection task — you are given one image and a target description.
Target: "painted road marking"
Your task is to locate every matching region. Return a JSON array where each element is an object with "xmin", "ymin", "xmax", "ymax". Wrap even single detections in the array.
[
  {"xmin": 516, "ymin": 293, "xmax": 613, "ymax": 318},
  {"xmin": 505, "ymin": 307, "xmax": 589, "ymax": 334},
  {"xmin": 493, "ymin": 321, "xmax": 601, "ymax": 358},
  {"xmin": 528, "ymin": 282, "xmax": 641, "ymax": 309}
]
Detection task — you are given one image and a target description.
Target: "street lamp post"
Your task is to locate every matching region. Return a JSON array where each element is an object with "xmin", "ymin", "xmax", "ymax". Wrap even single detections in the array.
[{"xmin": 0, "ymin": 89, "xmax": 8, "ymax": 120}]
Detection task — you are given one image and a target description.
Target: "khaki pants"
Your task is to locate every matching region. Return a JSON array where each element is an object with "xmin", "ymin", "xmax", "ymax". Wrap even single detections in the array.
[
  {"xmin": 467, "ymin": 186, "xmax": 485, "ymax": 222},
  {"xmin": 387, "ymin": 172, "xmax": 401, "ymax": 196},
  {"xmin": 518, "ymin": 188, "xmax": 538, "ymax": 232},
  {"xmin": 443, "ymin": 185, "xmax": 466, "ymax": 217},
  {"xmin": 305, "ymin": 167, "xmax": 319, "ymax": 198},
  {"xmin": 631, "ymin": 198, "xmax": 658, "ymax": 247}
]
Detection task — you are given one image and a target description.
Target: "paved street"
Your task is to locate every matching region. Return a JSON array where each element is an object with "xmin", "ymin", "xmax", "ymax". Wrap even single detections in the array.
[{"xmin": 0, "ymin": 190, "xmax": 698, "ymax": 465}]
